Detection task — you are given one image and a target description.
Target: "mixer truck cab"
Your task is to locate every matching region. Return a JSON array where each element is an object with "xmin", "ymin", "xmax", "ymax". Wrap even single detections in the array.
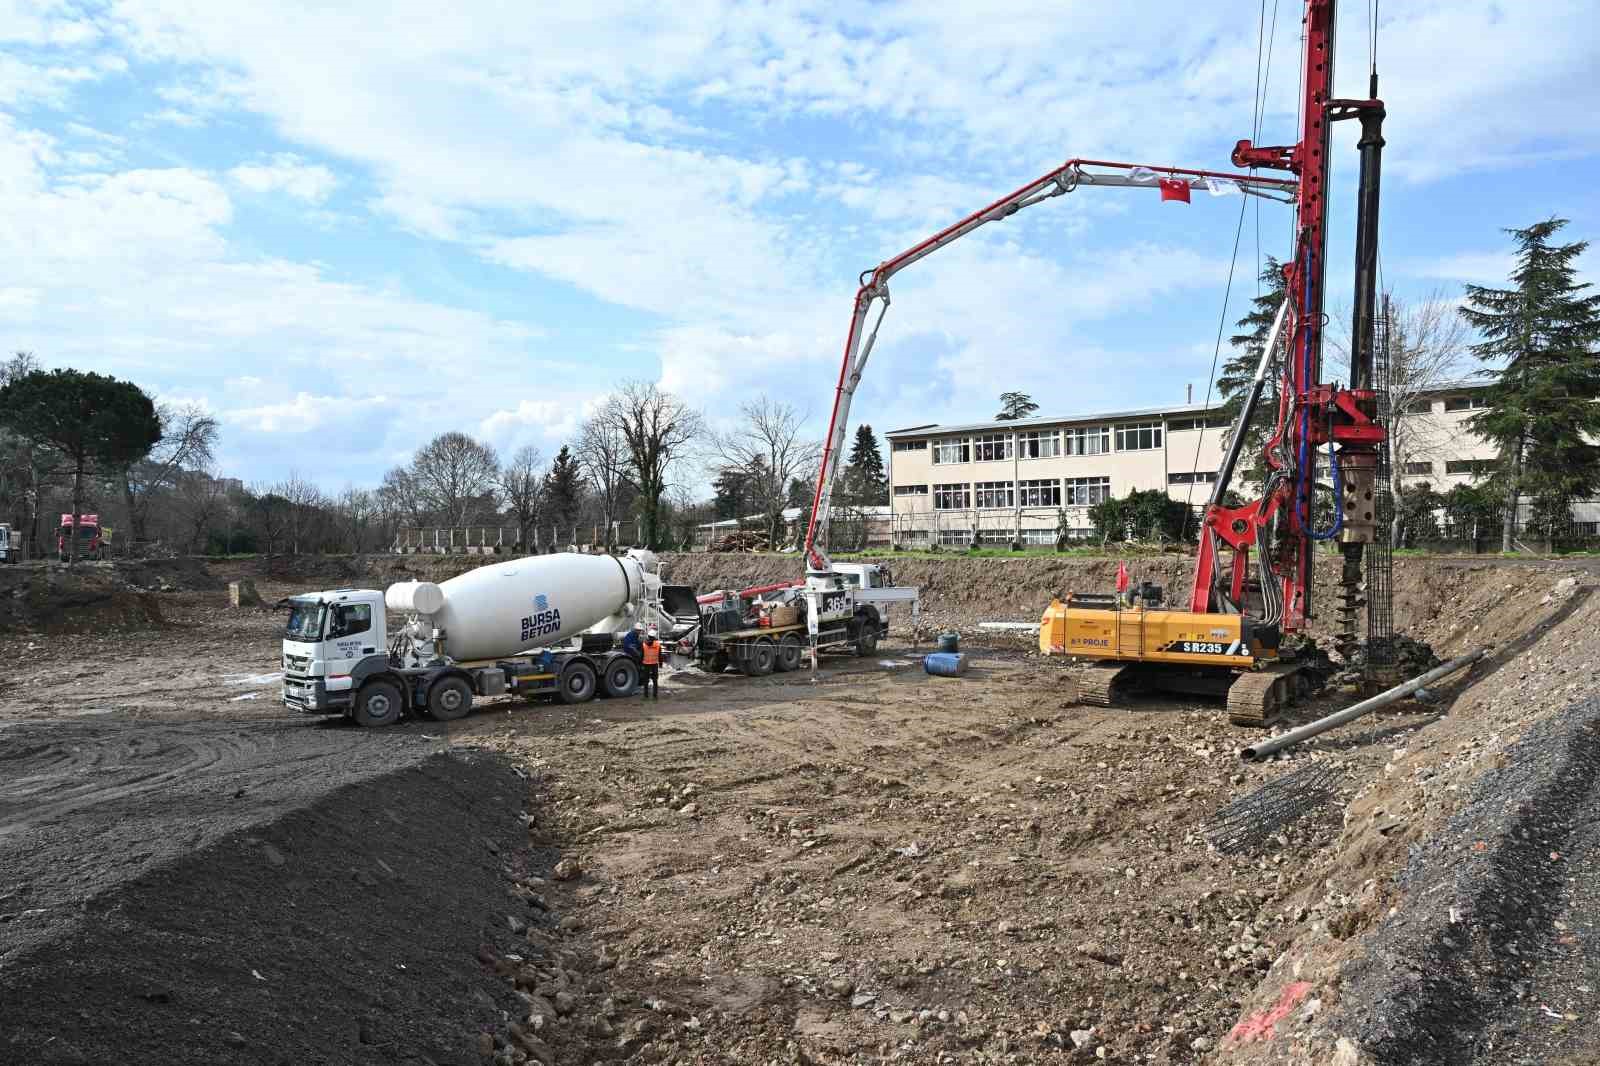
[
  {"xmin": 282, "ymin": 552, "xmax": 670, "ymax": 727},
  {"xmin": 281, "ymin": 589, "xmax": 392, "ymax": 719}
]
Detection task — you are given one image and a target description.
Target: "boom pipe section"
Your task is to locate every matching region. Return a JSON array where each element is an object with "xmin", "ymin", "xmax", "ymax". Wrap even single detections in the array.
[{"xmin": 802, "ymin": 159, "xmax": 1296, "ymax": 574}]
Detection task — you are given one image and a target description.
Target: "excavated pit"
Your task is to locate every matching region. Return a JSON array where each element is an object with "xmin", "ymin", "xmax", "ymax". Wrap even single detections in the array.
[{"xmin": 2, "ymin": 553, "xmax": 1598, "ymax": 1064}]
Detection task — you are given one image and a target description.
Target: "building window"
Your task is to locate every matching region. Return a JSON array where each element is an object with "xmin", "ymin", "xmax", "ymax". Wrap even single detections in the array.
[
  {"xmin": 933, "ymin": 483, "xmax": 971, "ymax": 509},
  {"xmin": 1065, "ymin": 476, "xmax": 1112, "ymax": 505},
  {"xmin": 936, "ymin": 528, "xmax": 972, "ymax": 547},
  {"xmin": 975, "ymin": 529, "xmax": 1014, "ymax": 546},
  {"xmin": 973, "ymin": 432, "xmax": 1013, "ymax": 462},
  {"xmin": 893, "ymin": 484, "xmax": 929, "ymax": 496},
  {"xmin": 932, "ymin": 438, "xmax": 970, "ymax": 464},
  {"xmin": 1406, "ymin": 400, "xmax": 1434, "ymax": 415},
  {"xmin": 1169, "ymin": 415, "xmax": 1231, "ymax": 432},
  {"xmin": 1167, "ymin": 471, "xmax": 1217, "ymax": 485},
  {"xmin": 1115, "ymin": 422, "xmax": 1163, "ymax": 451},
  {"xmin": 1064, "ymin": 426, "xmax": 1110, "ymax": 455},
  {"xmin": 1020, "ymin": 528, "xmax": 1057, "ymax": 546},
  {"xmin": 975, "ymin": 481, "xmax": 1015, "ymax": 509},
  {"xmin": 1019, "ymin": 430, "xmax": 1062, "ymax": 459},
  {"xmin": 1445, "ymin": 458, "xmax": 1496, "ymax": 476},
  {"xmin": 1443, "ymin": 395, "xmax": 1489, "ymax": 412},
  {"xmin": 1016, "ymin": 479, "xmax": 1061, "ymax": 506},
  {"xmin": 1401, "ymin": 461, "xmax": 1433, "ymax": 476},
  {"xmin": 891, "ymin": 439, "xmax": 928, "ymax": 452}
]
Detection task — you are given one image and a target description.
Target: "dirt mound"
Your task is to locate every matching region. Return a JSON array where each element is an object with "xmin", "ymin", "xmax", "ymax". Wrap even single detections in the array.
[
  {"xmin": 116, "ymin": 556, "xmax": 226, "ymax": 592},
  {"xmin": 0, "ymin": 565, "xmax": 163, "ymax": 633},
  {"xmin": 0, "ymin": 736, "xmax": 532, "ymax": 1066}
]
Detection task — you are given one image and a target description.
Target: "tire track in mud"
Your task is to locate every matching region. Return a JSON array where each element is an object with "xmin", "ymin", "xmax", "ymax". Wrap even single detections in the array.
[{"xmin": 0, "ymin": 724, "xmax": 268, "ymax": 833}]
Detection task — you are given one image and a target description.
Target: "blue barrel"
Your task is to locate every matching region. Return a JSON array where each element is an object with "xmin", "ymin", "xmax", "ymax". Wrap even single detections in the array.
[
  {"xmin": 923, "ymin": 651, "xmax": 969, "ymax": 677},
  {"xmin": 936, "ymin": 631, "xmax": 960, "ymax": 653}
]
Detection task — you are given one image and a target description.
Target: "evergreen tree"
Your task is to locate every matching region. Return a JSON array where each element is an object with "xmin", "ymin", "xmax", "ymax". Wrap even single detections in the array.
[
  {"xmin": 842, "ymin": 424, "xmax": 887, "ymax": 505},
  {"xmin": 995, "ymin": 392, "xmax": 1040, "ymax": 421},
  {"xmin": 786, "ymin": 476, "xmax": 812, "ymax": 509},
  {"xmin": 1215, "ymin": 257, "xmax": 1287, "ymax": 484},
  {"xmin": 0, "ymin": 369, "xmax": 161, "ymax": 565},
  {"xmin": 542, "ymin": 445, "xmax": 585, "ymax": 545},
  {"xmin": 712, "ymin": 466, "xmax": 750, "ymax": 522},
  {"xmin": 1461, "ymin": 219, "xmax": 1600, "ymax": 551}
]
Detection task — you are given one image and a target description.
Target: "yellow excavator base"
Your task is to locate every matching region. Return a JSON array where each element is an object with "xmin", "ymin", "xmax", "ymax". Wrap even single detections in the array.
[{"xmin": 1039, "ymin": 598, "xmax": 1298, "ymax": 725}]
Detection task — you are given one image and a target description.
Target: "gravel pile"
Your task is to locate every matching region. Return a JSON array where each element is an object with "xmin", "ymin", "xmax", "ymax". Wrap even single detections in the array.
[{"xmin": 1335, "ymin": 695, "xmax": 1600, "ymax": 1065}]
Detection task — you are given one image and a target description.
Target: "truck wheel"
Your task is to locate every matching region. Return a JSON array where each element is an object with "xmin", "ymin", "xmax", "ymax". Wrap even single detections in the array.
[
  {"xmin": 602, "ymin": 656, "xmax": 639, "ymax": 698},
  {"xmin": 743, "ymin": 638, "xmax": 776, "ymax": 677},
  {"xmin": 854, "ymin": 617, "xmax": 880, "ymax": 657},
  {"xmin": 426, "ymin": 676, "xmax": 474, "ymax": 721},
  {"xmin": 707, "ymin": 652, "xmax": 730, "ymax": 674},
  {"xmin": 559, "ymin": 661, "xmax": 598, "ymax": 704},
  {"xmin": 353, "ymin": 680, "xmax": 405, "ymax": 727},
  {"xmin": 775, "ymin": 633, "xmax": 802, "ymax": 673}
]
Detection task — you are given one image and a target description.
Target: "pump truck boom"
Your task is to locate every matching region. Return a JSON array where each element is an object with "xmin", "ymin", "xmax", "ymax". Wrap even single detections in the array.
[{"xmin": 805, "ymin": 0, "xmax": 1391, "ymax": 723}]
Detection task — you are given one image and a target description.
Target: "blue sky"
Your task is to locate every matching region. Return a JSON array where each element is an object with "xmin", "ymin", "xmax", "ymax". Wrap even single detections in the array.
[{"xmin": 3, "ymin": 1, "xmax": 1597, "ymax": 492}]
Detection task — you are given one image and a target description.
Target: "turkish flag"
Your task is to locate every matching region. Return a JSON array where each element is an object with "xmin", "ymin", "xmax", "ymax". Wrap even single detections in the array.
[
  {"xmin": 1116, "ymin": 561, "xmax": 1130, "ymax": 592},
  {"xmin": 1159, "ymin": 178, "xmax": 1192, "ymax": 203}
]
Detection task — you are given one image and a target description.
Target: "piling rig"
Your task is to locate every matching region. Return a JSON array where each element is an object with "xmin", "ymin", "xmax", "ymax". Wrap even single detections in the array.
[{"xmin": 803, "ymin": 0, "xmax": 1391, "ymax": 722}]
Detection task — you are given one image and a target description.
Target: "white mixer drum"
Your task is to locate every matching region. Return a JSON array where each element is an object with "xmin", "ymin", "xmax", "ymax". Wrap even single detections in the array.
[{"xmin": 405, "ymin": 553, "xmax": 643, "ymax": 661}]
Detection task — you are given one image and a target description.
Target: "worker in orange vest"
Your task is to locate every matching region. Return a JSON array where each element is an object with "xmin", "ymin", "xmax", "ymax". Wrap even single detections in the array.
[{"xmin": 640, "ymin": 623, "xmax": 661, "ymax": 700}]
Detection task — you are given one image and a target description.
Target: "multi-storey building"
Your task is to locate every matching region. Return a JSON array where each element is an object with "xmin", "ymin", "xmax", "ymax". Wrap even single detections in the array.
[{"xmin": 885, "ymin": 382, "xmax": 1506, "ymax": 547}]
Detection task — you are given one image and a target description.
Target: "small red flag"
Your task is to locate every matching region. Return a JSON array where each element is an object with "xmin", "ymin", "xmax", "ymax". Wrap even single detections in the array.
[
  {"xmin": 1116, "ymin": 561, "xmax": 1130, "ymax": 592},
  {"xmin": 1159, "ymin": 177, "xmax": 1191, "ymax": 203}
]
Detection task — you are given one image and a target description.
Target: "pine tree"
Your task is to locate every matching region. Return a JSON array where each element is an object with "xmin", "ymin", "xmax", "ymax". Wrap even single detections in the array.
[
  {"xmin": 712, "ymin": 466, "xmax": 749, "ymax": 522},
  {"xmin": 995, "ymin": 392, "xmax": 1040, "ymax": 421},
  {"xmin": 1215, "ymin": 257, "xmax": 1287, "ymax": 485},
  {"xmin": 542, "ymin": 445, "xmax": 585, "ymax": 545},
  {"xmin": 1461, "ymin": 219, "xmax": 1600, "ymax": 551},
  {"xmin": 842, "ymin": 424, "xmax": 887, "ymax": 506}
]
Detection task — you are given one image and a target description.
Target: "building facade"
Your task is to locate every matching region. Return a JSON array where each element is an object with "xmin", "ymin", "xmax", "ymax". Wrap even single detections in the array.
[{"xmin": 885, "ymin": 382, "xmax": 1507, "ymax": 548}]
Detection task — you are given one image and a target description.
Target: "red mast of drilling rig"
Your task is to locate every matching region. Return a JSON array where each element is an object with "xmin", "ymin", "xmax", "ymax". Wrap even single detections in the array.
[{"xmin": 1189, "ymin": 0, "xmax": 1389, "ymax": 663}]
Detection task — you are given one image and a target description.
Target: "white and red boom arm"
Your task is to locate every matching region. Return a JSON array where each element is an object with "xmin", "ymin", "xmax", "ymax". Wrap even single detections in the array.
[{"xmin": 801, "ymin": 158, "xmax": 1296, "ymax": 574}]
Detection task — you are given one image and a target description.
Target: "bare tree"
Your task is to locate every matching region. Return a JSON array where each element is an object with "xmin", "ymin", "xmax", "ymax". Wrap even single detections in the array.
[
  {"xmin": 598, "ymin": 381, "xmax": 704, "ymax": 549},
  {"xmin": 1329, "ymin": 288, "xmax": 1471, "ymax": 543},
  {"xmin": 275, "ymin": 471, "xmax": 324, "ymax": 555},
  {"xmin": 712, "ymin": 397, "xmax": 820, "ymax": 549},
  {"xmin": 176, "ymin": 468, "xmax": 228, "ymax": 554},
  {"xmin": 409, "ymin": 432, "xmax": 500, "ymax": 528},
  {"xmin": 497, "ymin": 445, "xmax": 545, "ymax": 552},
  {"xmin": 335, "ymin": 486, "xmax": 378, "ymax": 553},
  {"xmin": 249, "ymin": 481, "xmax": 291, "ymax": 556},
  {"xmin": 0, "ymin": 351, "xmax": 44, "ymax": 555},
  {"xmin": 118, "ymin": 403, "xmax": 219, "ymax": 545},
  {"xmin": 575, "ymin": 415, "xmax": 632, "ymax": 550}
]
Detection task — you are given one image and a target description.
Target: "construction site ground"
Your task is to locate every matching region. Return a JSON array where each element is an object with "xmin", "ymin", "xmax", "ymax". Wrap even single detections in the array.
[{"xmin": 2, "ymin": 552, "xmax": 1599, "ymax": 1065}]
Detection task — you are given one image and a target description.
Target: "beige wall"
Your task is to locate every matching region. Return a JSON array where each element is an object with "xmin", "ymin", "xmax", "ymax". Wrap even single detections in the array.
[
  {"xmin": 888, "ymin": 415, "xmax": 1227, "ymax": 544},
  {"xmin": 1393, "ymin": 393, "xmax": 1500, "ymax": 489}
]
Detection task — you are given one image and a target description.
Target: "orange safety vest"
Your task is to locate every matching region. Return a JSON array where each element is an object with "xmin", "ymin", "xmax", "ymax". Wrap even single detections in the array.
[{"xmin": 642, "ymin": 639, "xmax": 660, "ymax": 666}]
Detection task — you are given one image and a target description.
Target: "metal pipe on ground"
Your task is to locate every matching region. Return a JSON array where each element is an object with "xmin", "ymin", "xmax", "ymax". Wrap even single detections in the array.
[{"xmin": 1241, "ymin": 648, "xmax": 1489, "ymax": 762}]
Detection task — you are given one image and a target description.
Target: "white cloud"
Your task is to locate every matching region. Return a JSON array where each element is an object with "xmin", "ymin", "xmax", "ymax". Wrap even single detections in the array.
[
  {"xmin": 228, "ymin": 153, "xmax": 337, "ymax": 203},
  {"xmin": 478, "ymin": 398, "xmax": 589, "ymax": 446},
  {"xmin": 1397, "ymin": 251, "xmax": 1518, "ymax": 287},
  {"xmin": 0, "ymin": 0, "xmax": 102, "ymax": 46},
  {"xmin": 228, "ymin": 391, "xmax": 380, "ymax": 433}
]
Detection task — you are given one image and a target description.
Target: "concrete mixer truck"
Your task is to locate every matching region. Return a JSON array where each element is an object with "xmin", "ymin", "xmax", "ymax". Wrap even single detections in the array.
[{"xmin": 280, "ymin": 550, "xmax": 697, "ymax": 727}]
